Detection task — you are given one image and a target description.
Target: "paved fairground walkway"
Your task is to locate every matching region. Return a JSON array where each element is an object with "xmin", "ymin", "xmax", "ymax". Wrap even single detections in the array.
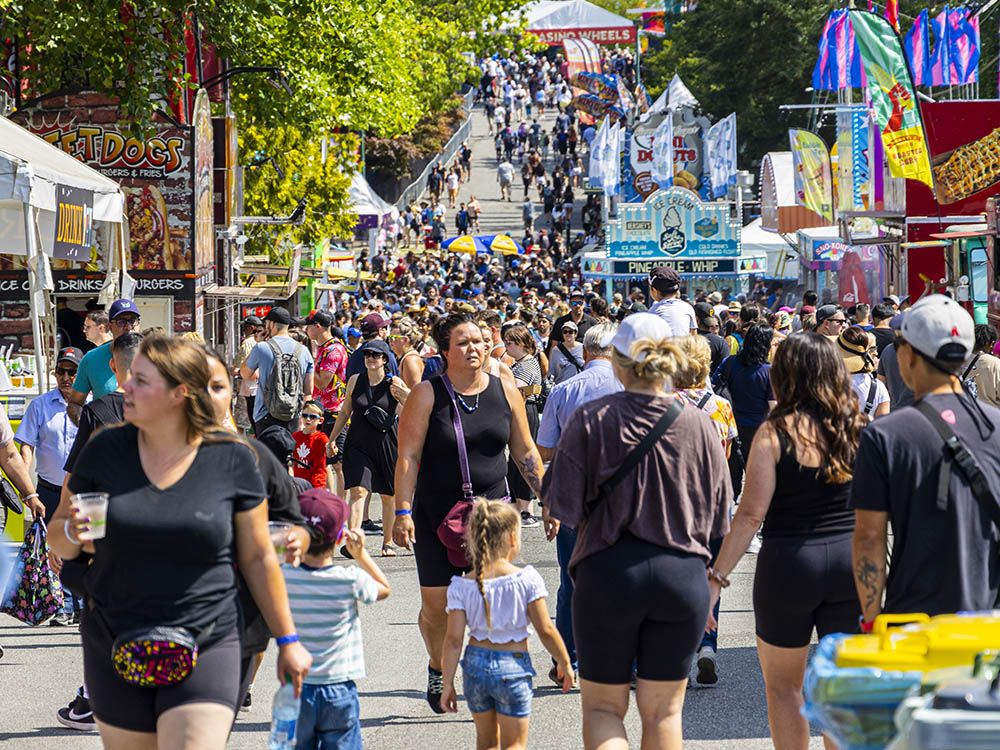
[{"xmin": 0, "ymin": 105, "xmax": 826, "ymax": 748}]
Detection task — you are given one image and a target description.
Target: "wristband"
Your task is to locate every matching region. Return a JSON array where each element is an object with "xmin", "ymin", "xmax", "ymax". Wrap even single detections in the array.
[
  {"xmin": 707, "ymin": 567, "xmax": 731, "ymax": 588},
  {"xmin": 24, "ymin": 492, "xmax": 39, "ymax": 501},
  {"xmin": 64, "ymin": 519, "xmax": 81, "ymax": 546},
  {"xmin": 395, "ymin": 509, "xmax": 412, "ymax": 517},
  {"xmin": 276, "ymin": 634, "xmax": 299, "ymax": 646}
]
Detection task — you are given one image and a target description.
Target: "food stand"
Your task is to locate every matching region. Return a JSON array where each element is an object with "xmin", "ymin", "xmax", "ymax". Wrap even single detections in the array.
[
  {"xmin": 797, "ymin": 227, "xmax": 887, "ymax": 307},
  {"xmin": 0, "ymin": 112, "xmax": 126, "ymax": 542},
  {"xmin": 582, "ymin": 186, "xmax": 762, "ymax": 298},
  {"xmin": 7, "ymin": 90, "xmax": 215, "ymax": 336}
]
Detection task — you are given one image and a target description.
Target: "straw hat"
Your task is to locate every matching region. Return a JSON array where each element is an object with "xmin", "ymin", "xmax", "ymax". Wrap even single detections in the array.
[{"xmin": 837, "ymin": 329, "xmax": 873, "ymax": 374}]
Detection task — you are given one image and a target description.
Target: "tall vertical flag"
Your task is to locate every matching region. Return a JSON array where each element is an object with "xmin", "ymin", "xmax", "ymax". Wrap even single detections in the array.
[
  {"xmin": 930, "ymin": 6, "xmax": 981, "ymax": 86},
  {"xmin": 789, "ymin": 129, "xmax": 834, "ymax": 221},
  {"xmin": 588, "ymin": 117, "xmax": 610, "ymax": 189},
  {"xmin": 603, "ymin": 121, "xmax": 624, "ymax": 197},
  {"xmin": 650, "ymin": 114, "xmax": 674, "ymax": 187},
  {"xmin": 884, "ymin": 0, "xmax": 899, "ymax": 32},
  {"xmin": 705, "ymin": 113, "xmax": 738, "ymax": 199},
  {"xmin": 905, "ymin": 9, "xmax": 931, "ymax": 86},
  {"xmin": 850, "ymin": 10, "xmax": 934, "ymax": 190},
  {"xmin": 812, "ymin": 9, "xmax": 866, "ymax": 91}
]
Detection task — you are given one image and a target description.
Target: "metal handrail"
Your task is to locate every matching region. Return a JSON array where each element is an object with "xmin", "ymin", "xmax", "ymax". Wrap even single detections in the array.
[{"xmin": 395, "ymin": 89, "xmax": 476, "ymax": 210}]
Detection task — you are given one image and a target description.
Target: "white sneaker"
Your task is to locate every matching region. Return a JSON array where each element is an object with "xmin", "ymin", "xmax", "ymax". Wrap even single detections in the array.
[
  {"xmin": 747, "ymin": 535, "xmax": 762, "ymax": 554},
  {"xmin": 695, "ymin": 646, "xmax": 718, "ymax": 687}
]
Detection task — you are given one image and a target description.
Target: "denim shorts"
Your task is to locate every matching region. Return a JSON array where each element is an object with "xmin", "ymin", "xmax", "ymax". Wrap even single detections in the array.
[
  {"xmin": 297, "ymin": 680, "xmax": 361, "ymax": 750},
  {"xmin": 461, "ymin": 646, "xmax": 535, "ymax": 718}
]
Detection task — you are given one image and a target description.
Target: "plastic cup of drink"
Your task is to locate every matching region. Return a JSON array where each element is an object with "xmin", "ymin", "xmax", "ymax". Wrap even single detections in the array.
[
  {"xmin": 268, "ymin": 522, "xmax": 292, "ymax": 558},
  {"xmin": 72, "ymin": 492, "xmax": 109, "ymax": 541}
]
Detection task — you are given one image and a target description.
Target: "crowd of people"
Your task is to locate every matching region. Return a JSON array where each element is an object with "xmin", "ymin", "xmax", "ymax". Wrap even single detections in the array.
[{"xmin": 6, "ymin": 51, "xmax": 1000, "ymax": 750}]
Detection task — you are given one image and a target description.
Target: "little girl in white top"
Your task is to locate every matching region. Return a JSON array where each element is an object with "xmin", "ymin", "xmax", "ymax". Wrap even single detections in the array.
[{"xmin": 441, "ymin": 500, "xmax": 574, "ymax": 748}]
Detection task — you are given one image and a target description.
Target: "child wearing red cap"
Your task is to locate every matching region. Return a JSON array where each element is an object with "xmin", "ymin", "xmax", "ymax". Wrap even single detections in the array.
[{"xmin": 284, "ymin": 489, "xmax": 390, "ymax": 747}]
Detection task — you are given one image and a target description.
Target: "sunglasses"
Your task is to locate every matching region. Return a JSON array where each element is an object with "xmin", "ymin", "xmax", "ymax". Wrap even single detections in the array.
[
  {"xmin": 55, "ymin": 368, "xmax": 77, "ymax": 377},
  {"xmin": 301, "ymin": 414, "xmax": 322, "ymax": 421},
  {"xmin": 387, "ymin": 334, "xmax": 404, "ymax": 341},
  {"xmin": 111, "ymin": 316, "xmax": 141, "ymax": 327},
  {"xmin": 828, "ymin": 318, "xmax": 847, "ymax": 325},
  {"xmin": 363, "ymin": 351, "xmax": 385, "ymax": 358}
]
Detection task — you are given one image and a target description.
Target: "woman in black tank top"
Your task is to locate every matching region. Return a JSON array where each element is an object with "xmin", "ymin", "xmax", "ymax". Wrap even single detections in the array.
[
  {"xmin": 392, "ymin": 313, "xmax": 545, "ymax": 714},
  {"xmin": 704, "ymin": 334, "xmax": 866, "ymax": 750}
]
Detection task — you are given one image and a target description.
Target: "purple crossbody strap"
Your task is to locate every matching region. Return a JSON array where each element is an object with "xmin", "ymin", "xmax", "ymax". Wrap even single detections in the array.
[{"xmin": 442, "ymin": 375, "xmax": 475, "ymax": 502}]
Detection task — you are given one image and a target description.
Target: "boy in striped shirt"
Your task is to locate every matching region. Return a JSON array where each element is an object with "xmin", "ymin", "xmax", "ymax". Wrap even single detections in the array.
[{"xmin": 286, "ymin": 488, "xmax": 391, "ymax": 748}]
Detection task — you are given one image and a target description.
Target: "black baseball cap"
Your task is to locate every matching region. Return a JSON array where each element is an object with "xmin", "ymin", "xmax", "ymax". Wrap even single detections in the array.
[
  {"xmin": 264, "ymin": 307, "xmax": 292, "ymax": 325},
  {"xmin": 56, "ymin": 347, "xmax": 83, "ymax": 367},
  {"xmin": 693, "ymin": 301, "xmax": 716, "ymax": 324},
  {"xmin": 306, "ymin": 310, "xmax": 334, "ymax": 328},
  {"xmin": 815, "ymin": 304, "xmax": 841, "ymax": 326},
  {"xmin": 243, "ymin": 315, "xmax": 263, "ymax": 327},
  {"xmin": 650, "ymin": 266, "xmax": 681, "ymax": 291}
]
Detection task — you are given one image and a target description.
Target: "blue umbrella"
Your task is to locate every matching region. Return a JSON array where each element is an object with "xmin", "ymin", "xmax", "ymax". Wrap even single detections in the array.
[
  {"xmin": 441, "ymin": 235, "xmax": 489, "ymax": 255},
  {"xmin": 478, "ymin": 234, "xmax": 525, "ymax": 255}
]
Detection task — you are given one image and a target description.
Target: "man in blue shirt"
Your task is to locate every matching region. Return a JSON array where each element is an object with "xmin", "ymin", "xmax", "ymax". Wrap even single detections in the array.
[
  {"xmin": 241, "ymin": 306, "xmax": 314, "ymax": 432},
  {"xmin": 535, "ymin": 321, "xmax": 622, "ymax": 682},
  {"xmin": 17, "ymin": 347, "xmax": 81, "ymax": 521},
  {"xmin": 17, "ymin": 346, "xmax": 82, "ymax": 626},
  {"xmin": 68, "ymin": 298, "xmax": 140, "ymax": 423}
]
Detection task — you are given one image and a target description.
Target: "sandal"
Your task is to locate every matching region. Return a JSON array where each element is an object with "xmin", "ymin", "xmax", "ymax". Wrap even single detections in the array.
[{"xmin": 381, "ymin": 544, "xmax": 397, "ymax": 557}]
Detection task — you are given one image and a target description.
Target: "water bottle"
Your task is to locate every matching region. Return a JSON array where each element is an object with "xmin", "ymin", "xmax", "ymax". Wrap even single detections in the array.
[{"xmin": 267, "ymin": 680, "xmax": 300, "ymax": 750}]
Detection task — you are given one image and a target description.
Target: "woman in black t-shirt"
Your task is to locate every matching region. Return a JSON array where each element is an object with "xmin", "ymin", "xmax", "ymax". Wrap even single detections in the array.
[
  {"xmin": 392, "ymin": 313, "xmax": 545, "ymax": 713},
  {"xmin": 707, "ymin": 333, "xmax": 866, "ymax": 750},
  {"xmin": 50, "ymin": 336, "xmax": 311, "ymax": 748}
]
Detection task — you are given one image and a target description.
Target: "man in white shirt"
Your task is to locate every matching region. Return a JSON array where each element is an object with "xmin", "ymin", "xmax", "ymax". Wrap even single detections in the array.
[{"xmin": 647, "ymin": 266, "xmax": 697, "ymax": 337}]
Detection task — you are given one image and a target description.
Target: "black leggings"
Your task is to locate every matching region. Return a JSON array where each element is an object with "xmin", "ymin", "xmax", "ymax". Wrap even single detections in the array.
[
  {"xmin": 572, "ymin": 533, "xmax": 709, "ymax": 683},
  {"xmin": 753, "ymin": 532, "xmax": 860, "ymax": 648}
]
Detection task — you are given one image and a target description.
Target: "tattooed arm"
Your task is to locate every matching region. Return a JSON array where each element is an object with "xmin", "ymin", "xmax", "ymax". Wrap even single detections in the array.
[
  {"xmin": 502, "ymin": 378, "xmax": 545, "ymax": 497},
  {"xmin": 852, "ymin": 509, "xmax": 889, "ymax": 623}
]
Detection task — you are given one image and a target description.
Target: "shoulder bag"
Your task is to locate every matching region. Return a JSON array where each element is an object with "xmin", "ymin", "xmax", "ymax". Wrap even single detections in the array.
[
  {"xmin": 436, "ymin": 375, "xmax": 480, "ymax": 568},
  {"xmin": 864, "ymin": 375, "xmax": 879, "ymax": 417},
  {"xmin": 557, "ymin": 343, "xmax": 584, "ymax": 374},
  {"xmin": 914, "ymin": 399, "xmax": 997, "ymax": 523},
  {"xmin": 362, "ymin": 379, "xmax": 395, "ymax": 433},
  {"xmin": 584, "ymin": 399, "xmax": 684, "ymax": 517}
]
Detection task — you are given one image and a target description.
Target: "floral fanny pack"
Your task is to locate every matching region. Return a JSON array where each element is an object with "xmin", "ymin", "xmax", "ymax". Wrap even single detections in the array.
[{"xmin": 111, "ymin": 622, "xmax": 215, "ymax": 688}]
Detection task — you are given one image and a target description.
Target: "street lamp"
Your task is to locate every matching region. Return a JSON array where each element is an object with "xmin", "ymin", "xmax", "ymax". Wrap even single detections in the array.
[{"xmin": 200, "ymin": 66, "xmax": 293, "ymax": 96}]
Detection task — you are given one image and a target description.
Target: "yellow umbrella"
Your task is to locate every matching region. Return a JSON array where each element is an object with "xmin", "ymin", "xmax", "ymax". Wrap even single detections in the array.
[{"xmin": 441, "ymin": 235, "xmax": 489, "ymax": 255}]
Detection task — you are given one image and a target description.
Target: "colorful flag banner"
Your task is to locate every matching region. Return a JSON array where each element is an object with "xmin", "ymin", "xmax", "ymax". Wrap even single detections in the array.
[
  {"xmin": 905, "ymin": 9, "xmax": 931, "ymax": 86},
  {"xmin": 835, "ymin": 108, "xmax": 871, "ymax": 212},
  {"xmin": 650, "ymin": 114, "xmax": 674, "ymax": 187},
  {"xmin": 930, "ymin": 6, "xmax": 980, "ymax": 86},
  {"xmin": 812, "ymin": 9, "xmax": 865, "ymax": 91},
  {"xmin": 884, "ymin": 0, "xmax": 899, "ymax": 32},
  {"xmin": 641, "ymin": 10, "xmax": 665, "ymax": 36},
  {"xmin": 850, "ymin": 10, "xmax": 934, "ymax": 189},
  {"xmin": 789, "ymin": 129, "xmax": 834, "ymax": 221},
  {"xmin": 704, "ymin": 113, "xmax": 737, "ymax": 199}
]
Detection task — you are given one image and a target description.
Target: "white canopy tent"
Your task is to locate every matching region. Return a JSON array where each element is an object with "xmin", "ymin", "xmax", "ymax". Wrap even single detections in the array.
[
  {"xmin": 348, "ymin": 171, "xmax": 395, "ymax": 220},
  {"xmin": 522, "ymin": 0, "xmax": 636, "ymax": 45},
  {"xmin": 742, "ymin": 218, "xmax": 799, "ymax": 280},
  {"xmin": 0, "ymin": 117, "xmax": 126, "ymax": 392}
]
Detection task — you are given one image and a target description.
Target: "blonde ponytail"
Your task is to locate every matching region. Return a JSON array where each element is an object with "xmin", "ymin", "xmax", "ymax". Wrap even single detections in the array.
[
  {"xmin": 612, "ymin": 336, "xmax": 688, "ymax": 385},
  {"xmin": 465, "ymin": 500, "xmax": 521, "ymax": 632}
]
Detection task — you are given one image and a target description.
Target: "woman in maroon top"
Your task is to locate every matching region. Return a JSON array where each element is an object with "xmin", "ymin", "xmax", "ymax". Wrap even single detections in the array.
[{"xmin": 544, "ymin": 313, "xmax": 731, "ymax": 750}]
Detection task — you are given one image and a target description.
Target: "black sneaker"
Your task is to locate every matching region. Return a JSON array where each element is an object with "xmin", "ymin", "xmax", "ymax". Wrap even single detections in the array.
[
  {"xmin": 340, "ymin": 545, "xmax": 353, "ymax": 560},
  {"xmin": 56, "ymin": 689, "xmax": 96, "ymax": 731},
  {"xmin": 695, "ymin": 646, "xmax": 718, "ymax": 686},
  {"xmin": 50, "ymin": 612, "xmax": 74, "ymax": 627},
  {"xmin": 241, "ymin": 690, "xmax": 252, "ymax": 713},
  {"xmin": 361, "ymin": 519, "xmax": 382, "ymax": 535},
  {"xmin": 426, "ymin": 666, "xmax": 445, "ymax": 714}
]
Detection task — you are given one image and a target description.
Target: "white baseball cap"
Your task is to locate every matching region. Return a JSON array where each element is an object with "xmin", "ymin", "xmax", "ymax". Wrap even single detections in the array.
[
  {"xmin": 600, "ymin": 312, "xmax": 671, "ymax": 361},
  {"xmin": 899, "ymin": 294, "xmax": 974, "ymax": 363}
]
